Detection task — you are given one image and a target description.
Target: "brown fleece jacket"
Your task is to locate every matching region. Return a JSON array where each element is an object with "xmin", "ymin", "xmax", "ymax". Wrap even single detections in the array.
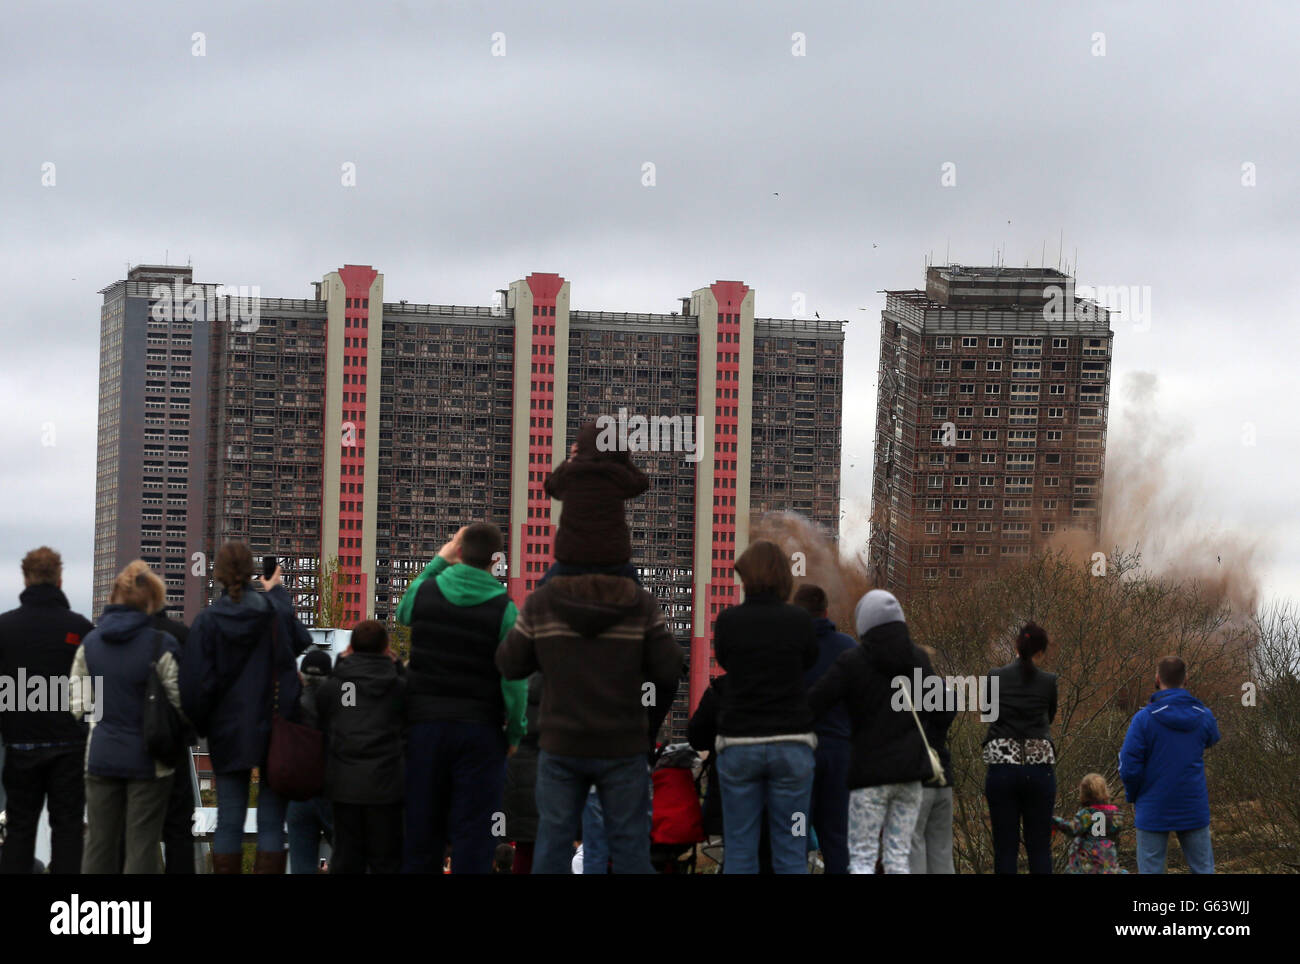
[
  {"xmin": 495, "ymin": 574, "xmax": 684, "ymax": 758},
  {"xmin": 544, "ymin": 421, "xmax": 649, "ymax": 566}
]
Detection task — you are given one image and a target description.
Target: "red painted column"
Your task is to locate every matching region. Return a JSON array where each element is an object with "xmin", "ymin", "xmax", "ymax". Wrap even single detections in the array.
[
  {"xmin": 333, "ymin": 264, "xmax": 377, "ymax": 627},
  {"xmin": 510, "ymin": 272, "xmax": 565, "ymax": 609},
  {"xmin": 691, "ymin": 281, "xmax": 749, "ymax": 711}
]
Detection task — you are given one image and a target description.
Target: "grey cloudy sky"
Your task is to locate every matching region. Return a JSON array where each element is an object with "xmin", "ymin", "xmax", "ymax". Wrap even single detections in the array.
[{"xmin": 1, "ymin": 0, "xmax": 1296, "ymax": 616}]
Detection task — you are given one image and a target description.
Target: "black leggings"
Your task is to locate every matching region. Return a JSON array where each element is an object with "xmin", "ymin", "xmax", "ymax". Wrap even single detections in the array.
[{"xmin": 985, "ymin": 764, "xmax": 1056, "ymax": 874}]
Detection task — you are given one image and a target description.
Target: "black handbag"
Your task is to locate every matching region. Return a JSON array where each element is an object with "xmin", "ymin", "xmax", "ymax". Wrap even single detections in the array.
[{"xmin": 143, "ymin": 630, "xmax": 186, "ymax": 768}]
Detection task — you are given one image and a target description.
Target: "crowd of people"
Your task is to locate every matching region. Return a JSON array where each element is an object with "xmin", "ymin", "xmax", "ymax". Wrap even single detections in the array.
[{"xmin": 0, "ymin": 421, "xmax": 1223, "ymax": 874}]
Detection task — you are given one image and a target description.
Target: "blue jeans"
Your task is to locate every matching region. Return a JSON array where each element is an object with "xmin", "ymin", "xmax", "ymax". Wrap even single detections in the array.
[
  {"xmin": 287, "ymin": 797, "xmax": 333, "ymax": 874},
  {"xmin": 534, "ymin": 751, "xmax": 652, "ymax": 874},
  {"xmin": 214, "ymin": 770, "xmax": 288, "ymax": 855},
  {"xmin": 717, "ymin": 741, "xmax": 815, "ymax": 875},
  {"xmin": 1136, "ymin": 826, "xmax": 1214, "ymax": 874},
  {"xmin": 581, "ymin": 788, "xmax": 610, "ymax": 875}
]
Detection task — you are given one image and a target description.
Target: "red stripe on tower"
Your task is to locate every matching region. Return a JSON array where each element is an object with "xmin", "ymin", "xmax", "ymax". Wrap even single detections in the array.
[
  {"xmin": 510, "ymin": 272, "xmax": 565, "ymax": 609},
  {"xmin": 334, "ymin": 264, "xmax": 378, "ymax": 627},
  {"xmin": 691, "ymin": 280, "xmax": 750, "ymax": 712}
]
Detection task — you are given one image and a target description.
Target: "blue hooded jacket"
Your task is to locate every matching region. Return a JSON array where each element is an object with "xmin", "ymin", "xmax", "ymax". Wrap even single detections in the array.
[
  {"xmin": 803, "ymin": 617, "xmax": 856, "ymax": 742},
  {"xmin": 80, "ymin": 605, "xmax": 181, "ymax": 780},
  {"xmin": 1119, "ymin": 688, "xmax": 1220, "ymax": 832},
  {"xmin": 180, "ymin": 584, "xmax": 310, "ymax": 774}
]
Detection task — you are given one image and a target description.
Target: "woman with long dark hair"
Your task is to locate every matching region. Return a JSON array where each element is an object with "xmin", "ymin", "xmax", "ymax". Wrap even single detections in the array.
[
  {"xmin": 179, "ymin": 542, "xmax": 311, "ymax": 873},
  {"xmin": 983, "ymin": 622, "xmax": 1058, "ymax": 874},
  {"xmin": 711, "ymin": 540, "xmax": 819, "ymax": 875}
]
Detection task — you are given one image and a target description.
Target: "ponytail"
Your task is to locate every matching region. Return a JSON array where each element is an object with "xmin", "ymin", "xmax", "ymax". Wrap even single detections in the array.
[{"xmin": 1016, "ymin": 622, "xmax": 1048, "ymax": 680}]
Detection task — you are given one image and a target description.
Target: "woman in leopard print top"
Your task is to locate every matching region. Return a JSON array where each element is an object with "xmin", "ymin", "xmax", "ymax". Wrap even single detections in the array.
[{"xmin": 983, "ymin": 622, "xmax": 1059, "ymax": 874}]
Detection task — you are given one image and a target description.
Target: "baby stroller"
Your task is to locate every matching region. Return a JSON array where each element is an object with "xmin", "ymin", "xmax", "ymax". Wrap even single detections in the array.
[{"xmin": 649, "ymin": 743, "xmax": 705, "ymax": 874}]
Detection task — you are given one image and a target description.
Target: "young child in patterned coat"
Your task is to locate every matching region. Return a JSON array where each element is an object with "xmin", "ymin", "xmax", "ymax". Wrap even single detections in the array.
[{"xmin": 1053, "ymin": 773, "xmax": 1128, "ymax": 874}]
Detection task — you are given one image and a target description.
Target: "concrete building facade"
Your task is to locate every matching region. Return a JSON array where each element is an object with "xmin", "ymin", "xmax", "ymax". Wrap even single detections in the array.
[
  {"xmin": 869, "ymin": 265, "xmax": 1113, "ymax": 598},
  {"xmin": 93, "ymin": 264, "xmax": 845, "ymax": 737}
]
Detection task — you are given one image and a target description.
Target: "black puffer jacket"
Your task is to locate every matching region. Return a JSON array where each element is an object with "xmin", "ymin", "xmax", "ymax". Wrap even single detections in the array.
[
  {"xmin": 807, "ymin": 621, "xmax": 937, "ymax": 789},
  {"xmin": 502, "ymin": 672, "xmax": 542, "ymax": 842},
  {"xmin": 316, "ymin": 652, "xmax": 406, "ymax": 805}
]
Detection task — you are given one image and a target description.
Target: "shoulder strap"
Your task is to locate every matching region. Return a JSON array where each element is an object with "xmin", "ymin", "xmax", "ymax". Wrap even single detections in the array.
[
  {"xmin": 151, "ymin": 629, "xmax": 165, "ymax": 666},
  {"xmin": 899, "ymin": 675, "xmax": 936, "ymax": 755}
]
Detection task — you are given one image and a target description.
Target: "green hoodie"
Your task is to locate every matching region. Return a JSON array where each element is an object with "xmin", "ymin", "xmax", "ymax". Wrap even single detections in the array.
[{"xmin": 396, "ymin": 556, "xmax": 526, "ymax": 746}]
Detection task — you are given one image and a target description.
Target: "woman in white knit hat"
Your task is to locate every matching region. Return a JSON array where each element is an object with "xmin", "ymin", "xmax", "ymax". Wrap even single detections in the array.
[{"xmin": 808, "ymin": 589, "xmax": 938, "ymax": 873}]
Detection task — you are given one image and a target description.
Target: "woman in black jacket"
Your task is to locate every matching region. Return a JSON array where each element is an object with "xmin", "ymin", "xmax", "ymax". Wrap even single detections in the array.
[
  {"xmin": 711, "ymin": 540, "xmax": 818, "ymax": 875},
  {"xmin": 808, "ymin": 590, "xmax": 936, "ymax": 874},
  {"xmin": 179, "ymin": 542, "xmax": 311, "ymax": 874},
  {"xmin": 983, "ymin": 622, "xmax": 1058, "ymax": 874}
]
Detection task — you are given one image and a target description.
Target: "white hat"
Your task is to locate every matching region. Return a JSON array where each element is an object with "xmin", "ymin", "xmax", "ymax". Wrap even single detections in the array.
[{"xmin": 854, "ymin": 589, "xmax": 906, "ymax": 636}]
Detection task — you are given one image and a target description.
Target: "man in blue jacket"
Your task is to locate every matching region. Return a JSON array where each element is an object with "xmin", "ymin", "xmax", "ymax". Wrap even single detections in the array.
[
  {"xmin": 794, "ymin": 584, "xmax": 856, "ymax": 875},
  {"xmin": 1119, "ymin": 656, "xmax": 1220, "ymax": 874}
]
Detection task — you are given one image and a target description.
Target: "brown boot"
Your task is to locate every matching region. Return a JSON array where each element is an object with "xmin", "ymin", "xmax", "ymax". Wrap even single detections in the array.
[
  {"xmin": 212, "ymin": 852, "xmax": 243, "ymax": 875},
  {"xmin": 253, "ymin": 850, "xmax": 287, "ymax": 874}
]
